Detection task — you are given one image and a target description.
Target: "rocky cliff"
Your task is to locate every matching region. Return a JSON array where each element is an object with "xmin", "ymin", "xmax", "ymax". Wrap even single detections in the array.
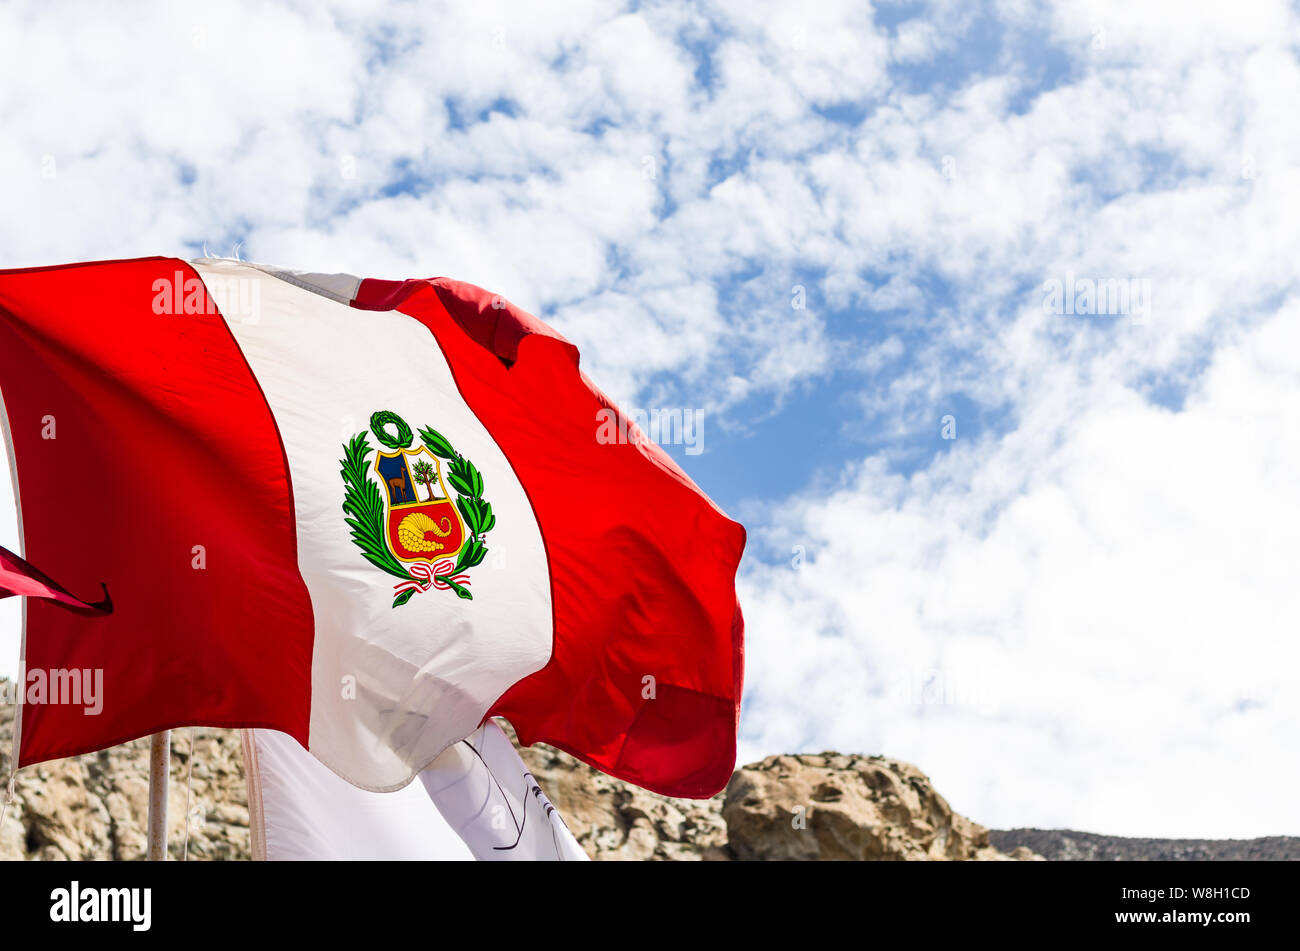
[
  {"xmin": 518, "ymin": 741, "xmax": 1038, "ymax": 860},
  {"xmin": 0, "ymin": 695, "xmax": 1034, "ymax": 860},
  {"xmin": 0, "ymin": 719, "xmax": 250, "ymax": 861}
]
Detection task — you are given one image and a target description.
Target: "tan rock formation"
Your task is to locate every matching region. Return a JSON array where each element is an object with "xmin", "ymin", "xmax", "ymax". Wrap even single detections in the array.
[
  {"xmin": 515, "ymin": 740, "xmax": 1039, "ymax": 861},
  {"xmin": 720, "ymin": 753, "xmax": 1041, "ymax": 861},
  {"xmin": 0, "ymin": 693, "xmax": 249, "ymax": 861},
  {"xmin": 514, "ymin": 738, "xmax": 730, "ymax": 860}
]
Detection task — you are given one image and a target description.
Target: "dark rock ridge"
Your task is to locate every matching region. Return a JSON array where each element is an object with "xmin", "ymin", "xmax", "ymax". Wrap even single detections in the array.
[{"xmin": 990, "ymin": 828, "xmax": 1300, "ymax": 862}]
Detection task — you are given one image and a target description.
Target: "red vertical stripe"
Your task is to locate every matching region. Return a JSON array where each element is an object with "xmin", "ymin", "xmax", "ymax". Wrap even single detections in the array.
[{"xmin": 0, "ymin": 258, "xmax": 314, "ymax": 765}]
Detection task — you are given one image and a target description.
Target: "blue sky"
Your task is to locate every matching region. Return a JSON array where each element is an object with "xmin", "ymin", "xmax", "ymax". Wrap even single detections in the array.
[{"xmin": 2, "ymin": 0, "xmax": 1299, "ymax": 837}]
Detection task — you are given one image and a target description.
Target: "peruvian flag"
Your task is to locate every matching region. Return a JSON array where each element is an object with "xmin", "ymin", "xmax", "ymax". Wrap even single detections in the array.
[{"xmin": 0, "ymin": 257, "xmax": 745, "ymax": 799}]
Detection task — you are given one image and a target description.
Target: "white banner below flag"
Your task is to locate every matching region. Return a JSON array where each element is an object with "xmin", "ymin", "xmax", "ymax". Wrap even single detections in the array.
[{"xmin": 243, "ymin": 721, "xmax": 588, "ymax": 861}]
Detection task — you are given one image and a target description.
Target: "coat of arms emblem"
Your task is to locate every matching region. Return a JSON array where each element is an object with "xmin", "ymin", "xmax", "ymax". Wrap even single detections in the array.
[{"xmin": 340, "ymin": 410, "xmax": 494, "ymax": 607}]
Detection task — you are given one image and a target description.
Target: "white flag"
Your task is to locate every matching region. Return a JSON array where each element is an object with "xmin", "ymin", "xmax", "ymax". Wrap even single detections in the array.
[{"xmin": 243, "ymin": 721, "xmax": 587, "ymax": 861}]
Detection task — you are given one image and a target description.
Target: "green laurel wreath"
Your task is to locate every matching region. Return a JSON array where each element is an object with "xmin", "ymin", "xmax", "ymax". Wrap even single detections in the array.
[
  {"xmin": 370, "ymin": 410, "xmax": 413, "ymax": 449},
  {"xmin": 339, "ymin": 413, "xmax": 494, "ymax": 608}
]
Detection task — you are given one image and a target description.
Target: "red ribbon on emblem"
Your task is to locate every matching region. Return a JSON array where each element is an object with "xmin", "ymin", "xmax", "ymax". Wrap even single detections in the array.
[{"xmin": 393, "ymin": 559, "xmax": 472, "ymax": 597}]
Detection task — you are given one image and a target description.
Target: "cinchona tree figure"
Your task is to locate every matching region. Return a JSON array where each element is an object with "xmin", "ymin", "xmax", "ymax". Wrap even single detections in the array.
[{"xmin": 411, "ymin": 459, "xmax": 438, "ymax": 502}]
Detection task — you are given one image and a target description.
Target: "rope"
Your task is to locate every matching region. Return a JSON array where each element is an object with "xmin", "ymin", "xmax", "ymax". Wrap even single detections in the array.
[
  {"xmin": 0, "ymin": 770, "xmax": 14, "ymax": 831},
  {"xmin": 181, "ymin": 727, "xmax": 196, "ymax": 861},
  {"xmin": 2, "ymin": 661, "xmax": 24, "ymax": 838}
]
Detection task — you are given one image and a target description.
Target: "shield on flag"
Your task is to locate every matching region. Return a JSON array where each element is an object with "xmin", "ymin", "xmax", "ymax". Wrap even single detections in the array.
[{"xmin": 374, "ymin": 448, "xmax": 466, "ymax": 563}]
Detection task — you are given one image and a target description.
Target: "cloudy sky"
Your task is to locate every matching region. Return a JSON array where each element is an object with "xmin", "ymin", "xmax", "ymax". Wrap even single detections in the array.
[{"xmin": 2, "ymin": 0, "xmax": 1297, "ymax": 837}]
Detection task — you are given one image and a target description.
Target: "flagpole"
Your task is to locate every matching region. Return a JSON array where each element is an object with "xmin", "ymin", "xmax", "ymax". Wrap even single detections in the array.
[{"xmin": 147, "ymin": 730, "xmax": 169, "ymax": 860}]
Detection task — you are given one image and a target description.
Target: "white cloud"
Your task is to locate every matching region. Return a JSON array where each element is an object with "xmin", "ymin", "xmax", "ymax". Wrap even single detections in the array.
[{"xmin": 740, "ymin": 302, "xmax": 1300, "ymax": 836}]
